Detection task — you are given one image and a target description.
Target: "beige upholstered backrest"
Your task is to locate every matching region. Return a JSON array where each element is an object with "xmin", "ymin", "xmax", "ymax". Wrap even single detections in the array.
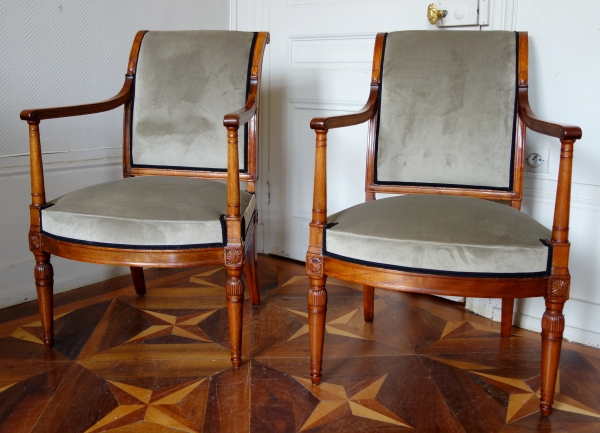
[
  {"xmin": 376, "ymin": 31, "xmax": 518, "ymax": 190},
  {"xmin": 131, "ymin": 31, "xmax": 257, "ymax": 172}
]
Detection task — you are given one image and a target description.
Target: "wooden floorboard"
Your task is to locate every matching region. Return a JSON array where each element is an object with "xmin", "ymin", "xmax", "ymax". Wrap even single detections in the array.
[{"xmin": 1, "ymin": 254, "xmax": 599, "ymax": 432}]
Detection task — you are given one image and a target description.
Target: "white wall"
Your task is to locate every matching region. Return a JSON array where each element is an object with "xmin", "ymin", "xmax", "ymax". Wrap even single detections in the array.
[
  {"xmin": 0, "ymin": 0, "xmax": 230, "ymax": 308},
  {"xmin": 467, "ymin": 0, "xmax": 600, "ymax": 347}
]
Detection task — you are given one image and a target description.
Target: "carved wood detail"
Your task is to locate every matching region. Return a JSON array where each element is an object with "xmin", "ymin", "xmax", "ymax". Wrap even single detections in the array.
[
  {"xmin": 225, "ymin": 249, "xmax": 243, "ymax": 266},
  {"xmin": 308, "ymin": 286, "xmax": 327, "ymax": 308},
  {"xmin": 542, "ymin": 309, "xmax": 565, "ymax": 335},
  {"xmin": 29, "ymin": 233, "xmax": 41, "ymax": 252},
  {"xmin": 226, "ymin": 275, "xmax": 245, "ymax": 298},
  {"xmin": 306, "ymin": 256, "xmax": 323, "ymax": 276},
  {"xmin": 550, "ymin": 279, "xmax": 569, "ymax": 298}
]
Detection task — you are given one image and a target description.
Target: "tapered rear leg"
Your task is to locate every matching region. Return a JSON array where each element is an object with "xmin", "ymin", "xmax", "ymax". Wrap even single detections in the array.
[
  {"xmin": 540, "ymin": 298, "xmax": 566, "ymax": 416},
  {"xmin": 309, "ymin": 277, "xmax": 327, "ymax": 385},
  {"xmin": 245, "ymin": 223, "xmax": 260, "ymax": 305},
  {"xmin": 501, "ymin": 298, "xmax": 514, "ymax": 337},
  {"xmin": 34, "ymin": 253, "xmax": 54, "ymax": 347},
  {"xmin": 363, "ymin": 285, "xmax": 374, "ymax": 322},
  {"xmin": 130, "ymin": 266, "xmax": 146, "ymax": 295},
  {"xmin": 226, "ymin": 264, "xmax": 245, "ymax": 368}
]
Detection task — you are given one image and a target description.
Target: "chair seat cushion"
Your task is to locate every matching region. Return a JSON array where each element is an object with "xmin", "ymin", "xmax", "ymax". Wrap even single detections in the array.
[
  {"xmin": 325, "ymin": 195, "xmax": 552, "ymax": 277},
  {"xmin": 41, "ymin": 176, "xmax": 255, "ymax": 249}
]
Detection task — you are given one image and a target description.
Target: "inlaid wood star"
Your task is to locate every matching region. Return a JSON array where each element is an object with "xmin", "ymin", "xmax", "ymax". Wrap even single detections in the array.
[
  {"xmin": 125, "ymin": 309, "xmax": 217, "ymax": 344},
  {"xmin": 294, "ymin": 374, "xmax": 411, "ymax": 431},
  {"xmin": 473, "ymin": 372, "xmax": 600, "ymax": 423},
  {"xmin": 84, "ymin": 379, "xmax": 206, "ymax": 433},
  {"xmin": 286, "ymin": 309, "xmax": 368, "ymax": 341}
]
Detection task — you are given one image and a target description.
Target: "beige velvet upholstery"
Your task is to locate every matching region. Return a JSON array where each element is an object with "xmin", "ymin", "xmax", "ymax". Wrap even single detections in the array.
[
  {"xmin": 325, "ymin": 195, "xmax": 551, "ymax": 276},
  {"xmin": 376, "ymin": 31, "xmax": 517, "ymax": 189},
  {"xmin": 132, "ymin": 31, "xmax": 256, "ymax": 171},
  {"xmin": 41, "ymin": 177, "xmax": 256, "ymax": 248}
]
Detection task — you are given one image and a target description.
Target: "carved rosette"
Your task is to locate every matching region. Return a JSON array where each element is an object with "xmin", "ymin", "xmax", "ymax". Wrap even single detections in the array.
[
  {"xmin": 225, "ymin": 248, "xmax": 243, "ymax": 267},
  {"xmin": 29, "ymin": 233, "xmax": 41, "ymax": 252},
  {"xmin": 306, "ymin": 255, "xmax": 323, "ymax": 277},
  {"xmin": 550, "ymin": 279, "xmax": 569, "ymax": 298}
]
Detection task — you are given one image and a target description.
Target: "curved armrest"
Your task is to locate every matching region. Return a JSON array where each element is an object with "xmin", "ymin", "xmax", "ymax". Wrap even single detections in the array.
[
  {"xmin": 518, "ymin": 89, "xmax": 582, "ymax": 140},
  {"xmin": 20, "ymin": 76, "xmax": 134, "ymax": 122},
  {"xmin": 311, "ymin": 85, "xmax": 379, "ymax": 130},
  {"xmin": 223, "ymin": 94, "xmax": 257, "ymax": 128}
]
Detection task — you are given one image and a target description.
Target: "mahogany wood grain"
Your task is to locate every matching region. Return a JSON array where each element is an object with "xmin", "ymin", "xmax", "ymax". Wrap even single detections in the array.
[
  {"xmin": 305, "ymin": 31, "xmax": 581, "ymax": 416},
  {"xmin": 22, "ymin": 31, "xmax": 269, "ymax": 369}
]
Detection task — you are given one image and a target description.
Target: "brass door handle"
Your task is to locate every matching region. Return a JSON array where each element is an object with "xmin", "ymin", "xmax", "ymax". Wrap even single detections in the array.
[{"xmin": 427, "ymin": 3, "xmax": 448, "ymax": 25}]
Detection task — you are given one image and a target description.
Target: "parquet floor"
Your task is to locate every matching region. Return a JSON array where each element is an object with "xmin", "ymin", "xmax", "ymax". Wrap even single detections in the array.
[{"xmin": 1, "ymin": 255, "xmax": 600, "ymax": 432}]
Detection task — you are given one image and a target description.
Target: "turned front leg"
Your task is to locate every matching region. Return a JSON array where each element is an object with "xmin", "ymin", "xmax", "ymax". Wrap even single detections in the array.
[
  {"xmin": 308, "ymin": 278, "xmax": 327, "ymax": 385},
  {"xmin": 226, "ymin": 265, "xmax": 245, "ymax": 368},
  {"xmin": 34, "ymin": 253, "xmax": 54, "ymax": 347},
  {"xmin": 540, "ymin": 298, "xmax": 566, "ymax": 415}
]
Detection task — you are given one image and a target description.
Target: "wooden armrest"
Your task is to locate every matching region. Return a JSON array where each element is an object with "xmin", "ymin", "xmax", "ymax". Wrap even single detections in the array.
[
  {"xmin": 20, "ymin": 76, "xmax": 133, "ymax": 122},
  {"xmin": 310, "ymin": 85, "xmax": 379, "ymax": 130},
  {"xmin": 518, "ymin": 89, "xmax": 582, "ymax": 140},
  {"xmin": 223, "ymin": 96, "xmax": 257, "ymax": 128}
]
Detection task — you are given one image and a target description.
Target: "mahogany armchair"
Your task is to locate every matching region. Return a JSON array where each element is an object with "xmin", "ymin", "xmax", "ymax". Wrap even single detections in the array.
[
  {"xmin": 21, "ymin": 30, "xmax": 269, "ymax": 368},
  {"xmin": 306, "ymin": 31, "xmax": 581, "ymax": 415}
]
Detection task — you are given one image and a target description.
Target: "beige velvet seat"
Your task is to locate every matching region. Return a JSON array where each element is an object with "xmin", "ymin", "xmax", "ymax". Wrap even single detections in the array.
[
  {"xmin": 21, "ymin": 30, "xmax": 269, "ymax": 368},
  {"xmin": 325, "ymin": 194, "xmax": 551, "ymax": 275},
  {"xmin": 305, "ymin": 30, "xmax": 581, "ymax": 417},
  {"xmin": 42, "ymin": 177, "xmax": 256, "ymax": 248}
]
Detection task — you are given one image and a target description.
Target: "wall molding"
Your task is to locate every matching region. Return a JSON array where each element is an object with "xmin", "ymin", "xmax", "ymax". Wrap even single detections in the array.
[{"xmin": 289, "ymin": 33, "xmax": 376, "ymax": 70}]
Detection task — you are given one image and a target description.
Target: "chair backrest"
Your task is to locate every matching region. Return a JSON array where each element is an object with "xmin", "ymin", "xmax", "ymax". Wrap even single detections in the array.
[
  {"xmin": 126, "ymin": 30, "xmax": 259, "ymax": 177},
  {"xmin": 369, "ymin": 31, "xmax": 522, "ymax": 197}
]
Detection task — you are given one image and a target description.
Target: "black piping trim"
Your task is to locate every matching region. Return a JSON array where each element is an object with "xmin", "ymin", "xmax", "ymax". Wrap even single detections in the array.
[
  {"xmin": 219, "ymin": 214, "xmax": 228, "ymax": 245},
  {"xmin": 372, "ymin": 31, "xmax": 519, "ymax": 193},
  {"xmin": 322, "ymin": 224, "xmax": 552, "ymax": 279},
  {"xmin": 372, "ymin": 33, "xmax": 387, "ymax": 187},
  {"xmin": 129, "ymin": 32, "xmax": 258, "ymax": 174},
  {"xmin": 41, "ymin": 231, "xmax": 224, "ymax": 251}
]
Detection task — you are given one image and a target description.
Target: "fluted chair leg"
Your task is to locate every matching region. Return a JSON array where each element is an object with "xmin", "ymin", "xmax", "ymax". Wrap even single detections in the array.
[
  {"xmin": 34, "ymin": 253, "xmax": 54, "ymax": 348},
  {"xmin": 363, "ymin": 285, "xmax": 375, "ymax": 322},
  {"xmin": 501, "ymin": 298, "xmax": 514, "ymax": 337},
  {"xmin": 309, "ymin": 277, "xmax": 327, "ymax": 385},
  {"xmin": 130, "ymin": 266, "xmax": 146, "ymax": 295},
  {"xmin": 540, "ymin": 298, "xmax": 566, "ymax": 416},
  {"xmin": 226, "ymin": 267, "xmax": 245, "ymax": 368}
]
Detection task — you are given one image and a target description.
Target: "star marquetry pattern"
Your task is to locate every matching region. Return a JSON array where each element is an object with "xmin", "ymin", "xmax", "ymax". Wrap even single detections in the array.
[
  {"xmin": 11, "ymin": 312, "xmax": 70, "ymax": 345},
  {"xmin": 294, "ymin": 374, "xmax": 411, "ymax": 431},
  {"xmin": 286, "ymin": 309, "xmax": 368, "ymax": 341},
  {"xmin": 84, "ymin": 379, "xmax": 205, "ymax": 433},
  {"xmin": 427, "ymin": 355, "xmax": 600, "ymax": 424},
  {"xmin": 440, "ymin": 319, "xmax": 501, "ymax": 339},
  {"xmin": 126, "ymin": 309, "xmax": 217, "ymax": 344}
]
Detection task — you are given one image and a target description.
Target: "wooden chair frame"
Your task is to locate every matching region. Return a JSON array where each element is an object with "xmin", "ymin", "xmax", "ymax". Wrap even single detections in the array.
[
  {"xmin": 21, "ymin": 31, "xmax": 270, "ymax": 368},
  {"xmin": 306, "ymin": 32, "xmax": 582, "ymax": 415}
]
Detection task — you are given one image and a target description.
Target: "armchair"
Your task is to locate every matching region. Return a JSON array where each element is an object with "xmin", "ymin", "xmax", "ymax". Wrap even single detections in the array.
[
  {"xmin": 306, "ymin": 31, "xmax": 581, "ymax": 416},
  {"xmin": 21, "ymin": 30, "xmax": 269, "ymax": 368}
]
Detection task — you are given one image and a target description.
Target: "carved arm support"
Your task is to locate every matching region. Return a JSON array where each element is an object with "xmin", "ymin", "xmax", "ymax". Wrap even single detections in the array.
[{"xmin": 517, "ymin": 89, "xmax": 582, "ymax": 292}]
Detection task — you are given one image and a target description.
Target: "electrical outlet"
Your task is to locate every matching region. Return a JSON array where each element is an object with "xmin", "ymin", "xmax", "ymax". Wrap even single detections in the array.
[{"xmin": 525, "ymin": 146, "xmax": 550, "ymax": 174}]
